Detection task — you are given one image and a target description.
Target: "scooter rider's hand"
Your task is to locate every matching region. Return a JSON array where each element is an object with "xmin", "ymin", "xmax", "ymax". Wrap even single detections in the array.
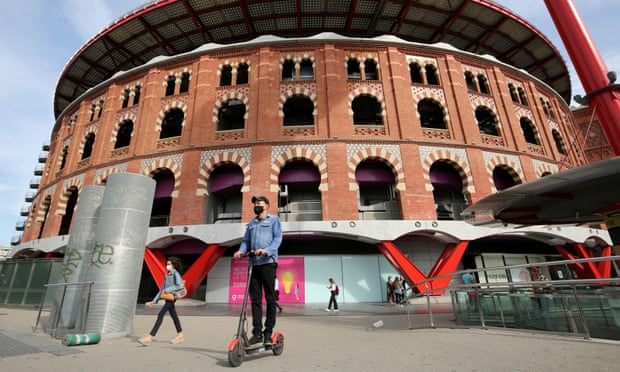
[
  {"xmin": 255, "ymin": 248, "xmax": 268, "ymax": 256},
  {"xmin": 233, "ymin": 251, "xmax": 243, "ymax": 259}
]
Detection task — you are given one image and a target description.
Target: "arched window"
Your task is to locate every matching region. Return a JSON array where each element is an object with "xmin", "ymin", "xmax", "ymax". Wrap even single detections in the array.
[
  {"xmin": 217, "ymin": 99, "xmax": 246, "ymax": 131},
  {"xmin": 517, "ymin": 87, "xmax": 528, "ymax": 106},
  {"xmin": 205, "ymin": 164, "xmax": 244, "ymax": 224},
  {"xmin": 347, "ymin": 58, "xmax": 361, "ymax": 80},
  {"xmin": 179, "ymin": 72, "xmax": 190, "ymax": 93},
  {"xmin": 81, "ymin": 133, "xmax": 95, "ymax": 160},
  {"xmin": 364, "ymin": 59, "xmax": 378, "ymax": 80},
  {"xmin": 37, "ymin": 196, "xmax": 51, "ymax": 239},
  {"xmin": 477, "ymin": 74, "xmax": 489, "ymax": 94},
  {"xmin": 165, "ymin": 75, "xmax": 176, "ymax": 96},
  {"xmin": 121, "ymin": 89, "xmax": 130, "ymax": 108},
  {"xmin": 150, "ymin": 170, "xmax": 174, "ymax": 227},
  {"xmin": 410, "ymin": 63, "xmax": 422, "ymax": 83},
  {"xmin": 300, "ymin": 59, "xmax": 314, "ymax": 80},
  {"xmin": 465, "ymin": 71, "xmax": 477, "ymax": 92},
  {"xmin": 552, "ymin": 129, "xmax": 567, "ymax": 155},
  {"xmin": 220, "ymin": 65, "xmax": 232, "ymax": 86},
  {"xmin": 418, "ymin": 99, "xmax": 446, "ymax": 129},
  {"xmin": 520, "ymin": 118, "xmax": 539, "ymax": 145},
  {"xmin": 160, "ymin": 108, "xmax": 183, "ymax": 139},
  {"xmin": 237, "ymin": 63, "xmax": 249, "ymax": 85},
  {"xmin": 475, "ymin": 107, "xmax": 499, "ymax": 136},
  {"xmin": 283, "ymin": 95, "xmax": 314, "ymax": 126},
  {"xmin": 282, "ymin": 59, "xmax": 295, "ymax": 81},
  {"xmin": 508, "ymin": 84, "xmax": 519, "ymax": 103},
  {"xmin": 59, "ymin": 146, "xmax": 69, "ymax": 170},
  {"xmin": 493, "ymin": 165, "xmax": 520, "ymax": 191},
  {"xmin": 430, "ymin": 161, "xmax": 468, "ymax": 220},
  {"xmin": 352, "ymin": 95, "xmax": 382, "ymax": 125},
  {"xmin": 426, "ymin": 64, "xmax": 439, "ymax": 85},
  {"xmin": 58, "ymin": 187, "xmax": 78, "ymax": 235},
  {"xmin": 278, "ymin": 160, "xmax": 322, "ymax": 222},
  {"xmin": 115, "ymin": 120, "xmax": 134, "ymax": 149},
  {"xmin": 356, "ymin": 160, "xmax": 401, "ymax": 220},
  {"xmin": 133, "ymin": 86, "xmax": 141, "ymax": 105}
]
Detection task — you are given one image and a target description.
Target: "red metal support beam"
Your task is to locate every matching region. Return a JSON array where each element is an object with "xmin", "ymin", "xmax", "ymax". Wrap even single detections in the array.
[
  {"xmin": 427, "ymin": 241, "xmax": 470, "ymax": 293},
  {"xmin": 143, "ymin": 244, "xmax": 226, "ymax": 297},
  {"xmin": 544, "ymin": 0, "xmax": 620, "ymax": 155},
  {"xmin": 377, "ymin": 241, "xmax": 427, "ymax": 293}
]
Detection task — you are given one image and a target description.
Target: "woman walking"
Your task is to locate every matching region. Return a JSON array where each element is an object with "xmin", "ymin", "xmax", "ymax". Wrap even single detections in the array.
[
  {"xmin": 325, "ymin": 278, "xmax": 339, "ymax": 312},
  {"xmin": 138, "ymin": 256, "xmax": 185, "ymax": 345}
]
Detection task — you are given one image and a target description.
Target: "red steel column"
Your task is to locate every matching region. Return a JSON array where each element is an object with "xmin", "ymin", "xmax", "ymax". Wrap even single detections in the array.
[{"xmin": 545, "ymin": 0, "xmax": 620, "ymax": 155}]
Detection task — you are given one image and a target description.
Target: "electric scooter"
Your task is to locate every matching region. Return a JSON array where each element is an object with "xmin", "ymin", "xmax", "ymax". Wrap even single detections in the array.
[{"xmin": 227, "ymin": 252, "xmax": 284, "ymax": 367}]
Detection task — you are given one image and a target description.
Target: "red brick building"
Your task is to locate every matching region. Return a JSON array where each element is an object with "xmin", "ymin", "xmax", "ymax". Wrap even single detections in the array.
[{"xmin": 11, "ymin": 1, "xmax": 611, "ymax": 303}]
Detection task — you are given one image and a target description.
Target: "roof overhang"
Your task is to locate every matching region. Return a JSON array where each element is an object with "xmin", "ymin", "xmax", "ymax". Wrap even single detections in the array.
[
  {"xmin": 463, "ymin": 156, "xmax": 620, "ymax": 226},
  {"xmin": 53, "ymin": 0, "xmax": 571, "ymax": 118}
]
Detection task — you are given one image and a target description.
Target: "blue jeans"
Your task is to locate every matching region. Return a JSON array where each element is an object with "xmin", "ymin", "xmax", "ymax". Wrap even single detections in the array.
[{"xmin": 150, "ymin": 300, "xmax": 182, "ymax": 336}]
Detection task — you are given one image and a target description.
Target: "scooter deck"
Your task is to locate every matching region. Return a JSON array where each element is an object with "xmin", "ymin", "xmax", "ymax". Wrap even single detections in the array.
[{"xmin": 245, "ymin": 343, "xmax": 273, "ymax": 353}]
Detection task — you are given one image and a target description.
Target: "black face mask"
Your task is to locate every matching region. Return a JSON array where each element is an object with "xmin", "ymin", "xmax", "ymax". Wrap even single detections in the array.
[{"xmin": 254, "ymin": 206, "xmax": 264, "ymax": 215}]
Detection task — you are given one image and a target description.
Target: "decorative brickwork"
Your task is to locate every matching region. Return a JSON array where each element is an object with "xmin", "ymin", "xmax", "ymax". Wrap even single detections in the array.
[
  {"xmin": 55, "ymin": 176, "xmax": 84, "ymax": 216},
  {"xmin": 346, "ymin": 144, "xmax": 404, "ymax": 192},
  {"xmin": 419, "ymin": 147, "xmax": 474, "ymax": 193},
  {"xmin": 141, "ymin": 155, "xmax": 184, "ymax": 198},
  {"xmin": 197, "ymin": 148, "xmax": 252, "ymax": 197},
  {"xmin": 270, "ymin": 145, "xmax": 328, "ymax": 192}
]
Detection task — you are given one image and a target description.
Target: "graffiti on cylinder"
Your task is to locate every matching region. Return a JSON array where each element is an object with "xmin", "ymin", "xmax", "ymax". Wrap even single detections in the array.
[
  {"xmin": 89, "ymin": 242, "xmax": 114, "ymax": 268},
  {"xmin": 61, "ymin": 248, "xmax": 83, "ymax": 282}
]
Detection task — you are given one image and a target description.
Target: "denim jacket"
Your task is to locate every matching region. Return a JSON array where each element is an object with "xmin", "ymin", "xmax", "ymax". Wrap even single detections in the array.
[
  {"xmin": 238, "ymin": 213, "xmax": 282, "ymax": 266},
  {"xmin": 153, "ymin": 270, "xmax": 183, "ymax": 303}
]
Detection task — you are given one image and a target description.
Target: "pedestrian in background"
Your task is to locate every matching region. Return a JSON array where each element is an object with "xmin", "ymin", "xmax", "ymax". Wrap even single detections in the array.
[{"xmin": 325, "ymin": 278, "xmax": 339, "ymax": 312}]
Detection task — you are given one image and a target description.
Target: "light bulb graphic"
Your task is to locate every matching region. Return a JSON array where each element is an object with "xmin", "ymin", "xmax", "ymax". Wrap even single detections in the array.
[{"xmin": 281, "ymin": 271, "xmax": 294, "ymax": 294}]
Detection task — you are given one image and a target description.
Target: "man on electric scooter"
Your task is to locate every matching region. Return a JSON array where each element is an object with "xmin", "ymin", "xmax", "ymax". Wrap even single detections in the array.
[{"xmin": 233, "ymin": 195, "xmax": 282, "ymax": 346}]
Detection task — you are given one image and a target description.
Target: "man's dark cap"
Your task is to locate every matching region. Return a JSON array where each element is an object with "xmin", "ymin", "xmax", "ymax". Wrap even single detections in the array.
[{"xmin": 251, "ymin": 195, "xmax": 270, "ymax": 205}]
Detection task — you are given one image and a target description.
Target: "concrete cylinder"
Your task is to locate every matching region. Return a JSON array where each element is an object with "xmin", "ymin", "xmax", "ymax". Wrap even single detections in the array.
[
  {"xmin": 47, "ymin": 186, "xmax": 104, "ymax": 335},
  {"xmin": 83, "ymin": 173, "xmax": 156, "ymax": 339}
]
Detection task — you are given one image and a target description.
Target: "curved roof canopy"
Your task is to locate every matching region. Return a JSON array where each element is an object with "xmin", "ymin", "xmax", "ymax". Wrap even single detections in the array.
[
  {"xmin": 462, "ymin": 156, "xmax": 620, "ymax": 226},
  {"xmin": 54, "ymin": 0, "xmax": 570, "ymax": 117}
]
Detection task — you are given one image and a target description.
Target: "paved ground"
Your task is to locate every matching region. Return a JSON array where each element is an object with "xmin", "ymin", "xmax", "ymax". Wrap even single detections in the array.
[{"xmin": 1, "ymin": 301, "xmax": 619, "ymax": 371}]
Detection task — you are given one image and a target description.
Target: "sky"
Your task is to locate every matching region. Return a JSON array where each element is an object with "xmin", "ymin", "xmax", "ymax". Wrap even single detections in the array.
[{"xmin": 0, "ymin": 0, "xmax": 618, "ymax": 247}]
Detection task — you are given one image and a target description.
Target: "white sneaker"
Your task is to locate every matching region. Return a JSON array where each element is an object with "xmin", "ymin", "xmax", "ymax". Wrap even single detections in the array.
[
  {"xmin": 333, "ymin": 309, "xmax": 339, "ymax": 312},
  {"xmin": 325, "ymin": 309, "xmax": 331, "ymax": 312}
]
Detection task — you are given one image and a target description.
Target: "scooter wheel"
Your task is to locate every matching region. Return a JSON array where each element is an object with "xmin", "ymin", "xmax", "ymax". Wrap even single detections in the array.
[
  {"xmin": 271, "ymin": 334, "xmax": 284, "ymax": 356},
  {"xmin": 228, "ymin": 340, "xmax": 244, "ymax": 367}
]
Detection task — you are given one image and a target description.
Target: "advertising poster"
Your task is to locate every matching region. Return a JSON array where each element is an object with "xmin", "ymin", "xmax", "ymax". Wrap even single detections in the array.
[{"xmin": 229, "ymin": 256, "xmax": 305, "ymax": 304}]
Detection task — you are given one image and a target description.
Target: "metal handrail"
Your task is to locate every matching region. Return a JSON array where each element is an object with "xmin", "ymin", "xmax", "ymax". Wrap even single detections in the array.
[
  {"xmin": 33, "ymin": 281, "xmax": 94, "ymax": 338},
  {"xmin": 403, "ymin": 256, "xmax": 620, "ymax": 339}
]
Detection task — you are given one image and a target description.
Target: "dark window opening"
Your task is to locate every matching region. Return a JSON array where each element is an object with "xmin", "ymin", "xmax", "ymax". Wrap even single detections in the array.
[
  {"xmin": 356, "ymin": 160, "xmax": 401, "ymax": 220},
  {"xmin": 300, "ymin": 59, "xmax": 314, "ymax": 80},
  {"xmin": 430, "ymin": 162, "xmax": 468, "ymax": 221},
  {"xmin": 352, "ymin": 95, "xmax": 382, "ymax": 125},
  {"xmin": 520, "ymin": 118, "xmax": 539, "ymax": 145},
  {"xmin": 122, "ymin": 89, "xmax": 130, "ymax": 108},
  {"xmin": 477, "ymin": 74, "xmax": 489, "ymax": 94},
  {"xmin": 493, "ymin": 166, "xmax": 520, "ymax": 191},
  {"xmin": 410, "ymin": 63, "xmax": 422, "ymax": 83},
  {"xmin": 220, "ymin": 65, "xmax": 232, "ymax": 86},
  {"xmin": 81, "ymin": 133, "xmax": 95, "ymax": 160},
  {"xmin": 465, "ymin": 72, "xmax": 477, "ymax": 92},
  {"xmin": 180, "ymin": 72, "xmax": 190, "ymax": 93},
  {"xmin": 283, "ymin": 95, "xmax": 314, "ymax": 126},
  {"xmin": 97, "ymin": 100, "xmax": 104, "ymax": 119},
  {"xmin": 115, "ymin": 120, "xmax": 134, "ymax": 149},
  {"xmin": 426, "ymin": 65, "xmax": 439, "ymax": 85},
  {"xmin": 217, "ymin": 99, "xmax": 246, "ymax": 131},
  {"xmin": 475, "ymin": 107, "xmax": 499, "ymax": 136},
  {"xmin": 236, "ymin": 63, "xmax": 249, "ymax": 85},
  {"xmin": 552, "ymin": 129, "xmax": 567, "ymax": 155},
  {"xmin": 278, "ymin": 160, "xmax": 323, "ymax": 222},
  {"xmin": 150, "ymin": 170, "xmax": 174, "ymax": 227},
  {"xmin": 517, "ymin": 87, "xmax": 528, "ymax": 106},
  {"xmin": 59, "ymin": 146, "xmax": 68, "ymax": 170},
  {"xmin": 37, "ymin": 196, "xmax": 51, "ymax": 239},
  {"xmin": 58, "ymin": 188, "xmax": 78, "ymax": 235},
  {"xmin": 282, "ymin": 60, "xmax": 295, "ymax": 81},
  {"xmin": 133, "ymin": 86, "xmax": 141, "ymax": 105},
  {"xmin": 89, "ymin": 104, "xmax": 96, "ymax": 121},
  {"xmin": 418, "ymin": 99, "xmax": 446, "ymax": 129},
  {"xmin": 160, "ymin": 108, "xmax": 183, "ymax": 139},
  {"xmin": 509, "ymin": 84, "xmax": 519, "ymax": 103},
  {"xmin": 364, "ymin": 59, "xmax": 378, "ymax": 80},
  {"xmin": 165, "ymin": 75, "xmax": 176, "ymax": 96},
  {"xmin": 347, "ymin": 59, "xmax": 361, "ymax": 80}
]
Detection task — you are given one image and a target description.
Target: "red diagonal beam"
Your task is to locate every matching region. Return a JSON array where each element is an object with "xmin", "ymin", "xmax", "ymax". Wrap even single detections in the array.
[
  {"xmin": 377, "ymin": 241, "xmax": 427, "ymax": 293},
  {"xmin": 597, "ymin": 245, "xmax": 612, "ymax": 278},
  {"xmin": 144, "ymin": 247, "xmax": 167, "ymax": 286},
  {"xmin": 427, "ymin": 241, "xmax": 470, "ymax": 294},
  {"xmin": 182, "ymin": 244, "xmax": 226, "ymax": 297}
]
